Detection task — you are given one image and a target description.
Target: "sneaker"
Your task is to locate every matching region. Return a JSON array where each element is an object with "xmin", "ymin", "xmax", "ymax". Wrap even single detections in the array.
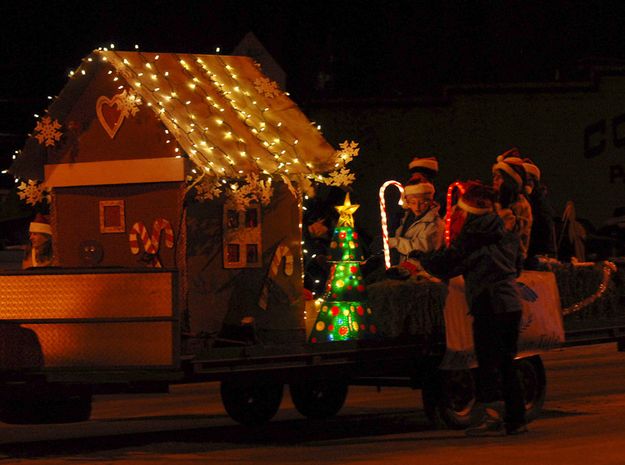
[
  {"xmin": 465, "ymin": 417, "xmax": 505, "ymax": 437},
  {"xmin": 505, "ymin": 423, "xmax": 529, "ymax": 435}
]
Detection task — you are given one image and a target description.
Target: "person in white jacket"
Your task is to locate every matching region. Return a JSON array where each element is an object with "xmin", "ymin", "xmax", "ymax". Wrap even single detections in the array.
[{"xmin": 387, "ymin": 182, "xmax": 444, "ymax": 276}]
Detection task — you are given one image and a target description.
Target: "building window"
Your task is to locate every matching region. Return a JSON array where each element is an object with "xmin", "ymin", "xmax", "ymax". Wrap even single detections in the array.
[
  {"xmin": 99, "ymin": 200, "xmax": 125, "ymax": 233},
  {"xmin": 223, "ymin": 204, "xmax": 262, "ymax": 268}
]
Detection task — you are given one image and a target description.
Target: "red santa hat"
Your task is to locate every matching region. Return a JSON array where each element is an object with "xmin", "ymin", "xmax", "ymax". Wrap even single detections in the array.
[
  {"xmin": 522, "ymin": 157, "xmax": 541, "ymax": 180},
  {"xmin": 403, "ymin": 182, "xmax": 435, "ymax": 197},
  {"xmin": 408, "ymin": 156, "xmax": 439, "ymax": 174},
  {"xmin": 457, "ymin": 181, "xmax": 496, "ymax": 215},
  {"xmin": 29, "ymin": 213, "xmax": 52, "ymax": 235},
  {"xmin": 492, "ymin": 148, "xmax": 526, "ymax": 187}
]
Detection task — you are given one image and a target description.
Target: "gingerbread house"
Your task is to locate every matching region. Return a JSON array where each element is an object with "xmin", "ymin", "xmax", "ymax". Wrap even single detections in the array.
[{"xmin": 11, "ymin": 50, "xmax": 354, "ymax": 353}]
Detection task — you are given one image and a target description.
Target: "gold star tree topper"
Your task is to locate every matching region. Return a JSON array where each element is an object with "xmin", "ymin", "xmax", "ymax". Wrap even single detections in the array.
[{"xmin": 335, "ymin": 193, "xmax": 359, "ymax": 228}]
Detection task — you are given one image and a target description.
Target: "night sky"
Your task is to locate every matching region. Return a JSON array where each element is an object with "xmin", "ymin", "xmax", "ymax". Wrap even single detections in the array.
[{"xmin": 3, "ymin": 0, "xmax": 625, "ymax": 181}]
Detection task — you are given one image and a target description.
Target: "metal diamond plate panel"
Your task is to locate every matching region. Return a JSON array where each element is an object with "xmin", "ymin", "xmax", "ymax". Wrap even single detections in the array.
[
  {"xmin": 23, "ymin": 322, "xmax": 174, "ymax": 367},
  {"xmin": 0, "ymin": 272, "xmax": 174, "ymax": 319}
]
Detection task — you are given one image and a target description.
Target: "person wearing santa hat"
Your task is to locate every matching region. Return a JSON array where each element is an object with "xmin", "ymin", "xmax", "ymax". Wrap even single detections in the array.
[
  {"xmin": 407, "ymin": 156, "xmax": 439, "ymax": 184},
  {"xmin": 414, "ymin": 180, "xmax": 527, "ymax": 436},
  {"xmin": 492, "ymin": 148, "xmax": 533, "ymax": 260},
  {"xmin": 522, "ymin": 157, "xmax": 557, "ymax": 267},
  {"xmin": 386, "ymin": 181, "xmax": 444, "ymax": 278},
  {"xmin": 22, "ymin": 213, "xmax": 53, "ymax": 268}
]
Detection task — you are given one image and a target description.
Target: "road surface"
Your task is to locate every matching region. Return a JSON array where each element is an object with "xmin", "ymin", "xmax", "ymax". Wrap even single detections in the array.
[{"xmin": 1, "ymin": 342, "xmax": 624, "ymax": 464}]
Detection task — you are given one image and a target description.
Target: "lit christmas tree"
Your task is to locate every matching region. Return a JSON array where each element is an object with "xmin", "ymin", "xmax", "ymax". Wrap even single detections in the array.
[{"xmin": 309, "ymin": 193, "xmax": 378, "ymax": 343}]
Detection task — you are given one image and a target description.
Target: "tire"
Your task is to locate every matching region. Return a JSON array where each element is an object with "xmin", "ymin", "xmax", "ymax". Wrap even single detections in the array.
[
  {"xmin": 289, "ymin": 379, "xmax": 348, "ymax": 419},
  {"xmin": 422, "ymin": 356, "xmax": 547, "ymax": 430},
  {"xmin": 517, "ymin": 355, "xmax": 546, "ymax": 423},
  {"xmin": 0, "ymin": 383, "xmax": 92, "ymax": 424},
  {"xmin": 422, "ymin": 369, "xmax": 478, "ymax": 430},
  {"xmin": 220, "ymin": 380, "xmax": 283, "ymax": 426}
]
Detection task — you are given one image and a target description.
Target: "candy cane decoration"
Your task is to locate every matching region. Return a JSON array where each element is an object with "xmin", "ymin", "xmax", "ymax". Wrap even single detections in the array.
[
  {"xmin": 129, "ymin": 219, "xmax": 174, "ymax": 267},
  {"xmin": 258, "ymin": 244, "xmax": 294, "ymax": 310},
  {"xmin": 444, "ymin": 181, "xmax": 466, "ymax": 247},
  {"xmin": 379, "ymin": 180, "xmax": 405, "ymax": 269}
]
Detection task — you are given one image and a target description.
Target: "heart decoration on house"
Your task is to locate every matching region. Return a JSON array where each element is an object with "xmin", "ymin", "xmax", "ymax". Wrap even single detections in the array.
[
  {"xmin": 95, "ymin": 89, "xmax": 142, "ymax": 139},
  {"xmin": 96, "ymin": 95, "xmax": 125, "ymax": 139}
]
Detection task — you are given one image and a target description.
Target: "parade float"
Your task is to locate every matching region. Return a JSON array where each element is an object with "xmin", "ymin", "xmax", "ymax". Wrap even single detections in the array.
[{"xmin": 0, "ymin": 49, "xmax": 623, "ymax": 428}]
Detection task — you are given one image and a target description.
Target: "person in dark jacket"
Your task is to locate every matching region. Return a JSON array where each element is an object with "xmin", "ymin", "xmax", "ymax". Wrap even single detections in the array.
[
  {"xmin": 523, "ymin": 158, "xmax": 557, "ymax": 267},
  {"xmin": 414, "ymin": 181, "xmax": 527, "ymax": 436}
]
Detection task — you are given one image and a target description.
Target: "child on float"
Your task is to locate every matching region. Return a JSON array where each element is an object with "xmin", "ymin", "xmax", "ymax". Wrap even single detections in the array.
[
  {"xmin": 413, "ymin": 181, "xmax": 527, "ymax": 436},
  {"xmin": 22, "ymin": 213, "xmax": 53, "ymax": 268},
  {"xmin": 492, "ymin": 148, "xmax": 533, "ymax": 260},
  {"xmin": 522, "ymin": 158, "xmax": 557, "ymax": 267},
  {"xmin": 386, "ymin": 181, "xmax": 444, "ymax": 278}
]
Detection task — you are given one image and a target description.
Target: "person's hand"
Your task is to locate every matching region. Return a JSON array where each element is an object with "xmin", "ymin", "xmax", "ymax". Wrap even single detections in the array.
[{"xmin": 308, "ymin": 219, "xmax": 329, "ymax": 238}]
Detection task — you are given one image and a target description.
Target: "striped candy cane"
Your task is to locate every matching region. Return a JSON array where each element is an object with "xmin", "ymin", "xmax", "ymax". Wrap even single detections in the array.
[
  {"xmin": 379, "ymin": 180, "xmax": 404, "ymax": 269},
  {"xmin": 129, "ymin": 219, "xmax": 174, "ymax": 267},
  {"xmin": 444, "ymin": 182, "xmax": 466, "ymax": 247},
  {"xmin": 258, "ymin": 244, "xmax": 294, "ymax": 310}
]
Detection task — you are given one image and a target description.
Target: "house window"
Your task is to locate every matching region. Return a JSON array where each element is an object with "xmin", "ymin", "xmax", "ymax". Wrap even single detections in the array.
[
  {"xmin": 223, "ymin": 204, "xmax": 262, "ymax": 268},
  {"xmin": 99, "ymin": 200, "xmax": 125, "ymax": 233}
]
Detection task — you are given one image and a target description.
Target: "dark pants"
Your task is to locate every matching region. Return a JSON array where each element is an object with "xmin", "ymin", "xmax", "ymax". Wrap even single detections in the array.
[{"xmin": 472, "ymin": 293, "xmax": 525, "ymax": 427}]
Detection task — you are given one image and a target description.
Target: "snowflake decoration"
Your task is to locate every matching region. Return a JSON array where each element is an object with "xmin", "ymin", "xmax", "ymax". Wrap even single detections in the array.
[
  {"xmin": 227, "ymin": 173, "xmax": 274, "ymax": 211},
  {"xmin": 17, "ymin": 180, "xmax": 50, "ymax": 206},
  {"xmin": 34, "ymin": 116, "xmax": 62, "ymax": 147},
  {"xmin": 335, "ymin": 140, "xmax": 360, "ymax": 165},
  {"xmin": 253, "ymin": 77, "xmax": 282, "ymax": 99},
  {"xmin": 194, "ymin": 177, "xmax": 222, "ymax": 202},
  {"xmin": 321, "ymin": 168, "xmax": 356, "ymax": 187},
  {"xmin": 308, "ymin": 140, "xmax": 360, "ymax": 188},
  {"xmin": 116, "ymin": 89, "xmax": 142, "ymax": 117}
]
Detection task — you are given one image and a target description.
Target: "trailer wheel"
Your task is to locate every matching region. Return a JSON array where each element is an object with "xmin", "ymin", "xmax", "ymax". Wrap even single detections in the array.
[
  {"xmin": 422, "ymin": 369, "xmax": 478, "ymax": 430},
  {"xmin": 518, "ymin": 355, "xmax": 546, "ymax": 422},
  {"xmin": 0, "ymin": 383, "xmax": 92, "ymax": 424},
  {"xmin": 289, "ymin": 379, "xmax": 348, "ymax": 419},
  {"xmin": 220, "ymin": 380, "xmax": 283, "ymax": 426}
]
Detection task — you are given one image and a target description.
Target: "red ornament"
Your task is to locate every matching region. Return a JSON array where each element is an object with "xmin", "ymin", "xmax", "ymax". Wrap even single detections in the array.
[
  {"xmin": 331, "ymin": 306, "xmax": 339, "ymax": 316},
  {"xmin": 311, "ymin": 337, "xmax": 317, "ymax": 343},
  {"xmin": 347, "ymin": 285, "xmax": 352, "ymax": 290},
  {"xmin": 350, "ymin": 265, "xmax": 358, "ymax": 273},
  {"xmin": 357, "ymin": 306, "xmax": 364, "ymax": 315},
  {"xmin": 360, "ymin": 324, "xmax": 365, "ymax": 330},
  {"xmin": 353, "ymin": 232, "xmax": 359, "ymax": 239},
  {"xmin": 357, "ymin": 284, "xmax": 365, "ymax": 292},
  {"xmin": 339, "ymin": 326, "xmax": 348, "ymax": 336},
  {"xmin": 370, "ymin": 324, "xmax": 377, "ymax": 334},
  {"xmin": 339, "ymin": 231, "xmax": 346, "ymax": 239},
  {"xmin": 328, "ymin": 324, "xmax": 334, "ymax": 331}
]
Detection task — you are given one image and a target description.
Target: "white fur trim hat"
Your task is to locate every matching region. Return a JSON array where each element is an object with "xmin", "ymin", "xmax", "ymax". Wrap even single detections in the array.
[
  {"xmin": 492, "ymin": 148, "xmax": 526, "ymax": 187},
  {"xmin": 29, "ymin": 213, "xmax": 52, "ymax": 235},
  {"xmin": 457, "ymin": 181, "xmax": 496, "ymax": 215},
  {"xmin": 404, "ymin": 182, "xmax": 435, "ymax": 197},
  {"xmin": 522, "ymin": 158, "xmax": 541, "ymax": 180},
  {"xmin": 408, "ymin": 156, "xmax": 439, "ymax": 173}
]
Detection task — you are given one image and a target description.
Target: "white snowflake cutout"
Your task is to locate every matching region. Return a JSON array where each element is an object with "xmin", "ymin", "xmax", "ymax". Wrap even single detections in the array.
[
  {"xmin": 194, "ymin": 178, "xmax": 222, "ymax": 202},
  {"xmin": 253, "ymin": 77, "xmax": 282, "ymax": 99},
  {"xmin": 335, "ymin": 140, "xmax": 360, "ymax": 165},
  {"xmin": 116, "ymin": 89, "xmax": 142, "ymax": 117},
  {"xmin": 34, "ymin": 116, "xmax": 62, "ymax": 147},
  {"xmin": 17, "ymin": 180, "xmax": 50, "ymax": 206}
]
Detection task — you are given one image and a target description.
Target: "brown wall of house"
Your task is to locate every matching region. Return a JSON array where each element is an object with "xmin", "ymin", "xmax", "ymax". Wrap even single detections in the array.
[
  {"xmin": 185, "ymin": 182, "xmax": 305, "ymax": 351},
  {"xmin": 46, "ymin": 62, "xmax": 176, "ymax": 166},
  {"xmin": 52, "ymin": 182, "xmax": 184, "ymax": 268}
]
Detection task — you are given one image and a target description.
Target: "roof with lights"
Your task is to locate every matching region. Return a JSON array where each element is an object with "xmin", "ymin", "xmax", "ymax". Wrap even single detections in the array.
[{"xmin": 11, "ymin": 50, "xmax": 357, "ymax": 193}]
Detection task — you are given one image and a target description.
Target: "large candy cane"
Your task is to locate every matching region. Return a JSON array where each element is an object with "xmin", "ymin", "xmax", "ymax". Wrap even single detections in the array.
[
  {"xmin": 379, "ymin": 181, "xmax": 404, "ymax": 269},
  {"xmin": 444, "ymin": 181, "xmax": 466, "ymax": 247},
  {"xmin": 258, "ymin": 244, "xmax": 294, "ymax": 310},
  {"xmin": 129, "ymin": 218, "xmax": 174, "ymax": 267}
]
